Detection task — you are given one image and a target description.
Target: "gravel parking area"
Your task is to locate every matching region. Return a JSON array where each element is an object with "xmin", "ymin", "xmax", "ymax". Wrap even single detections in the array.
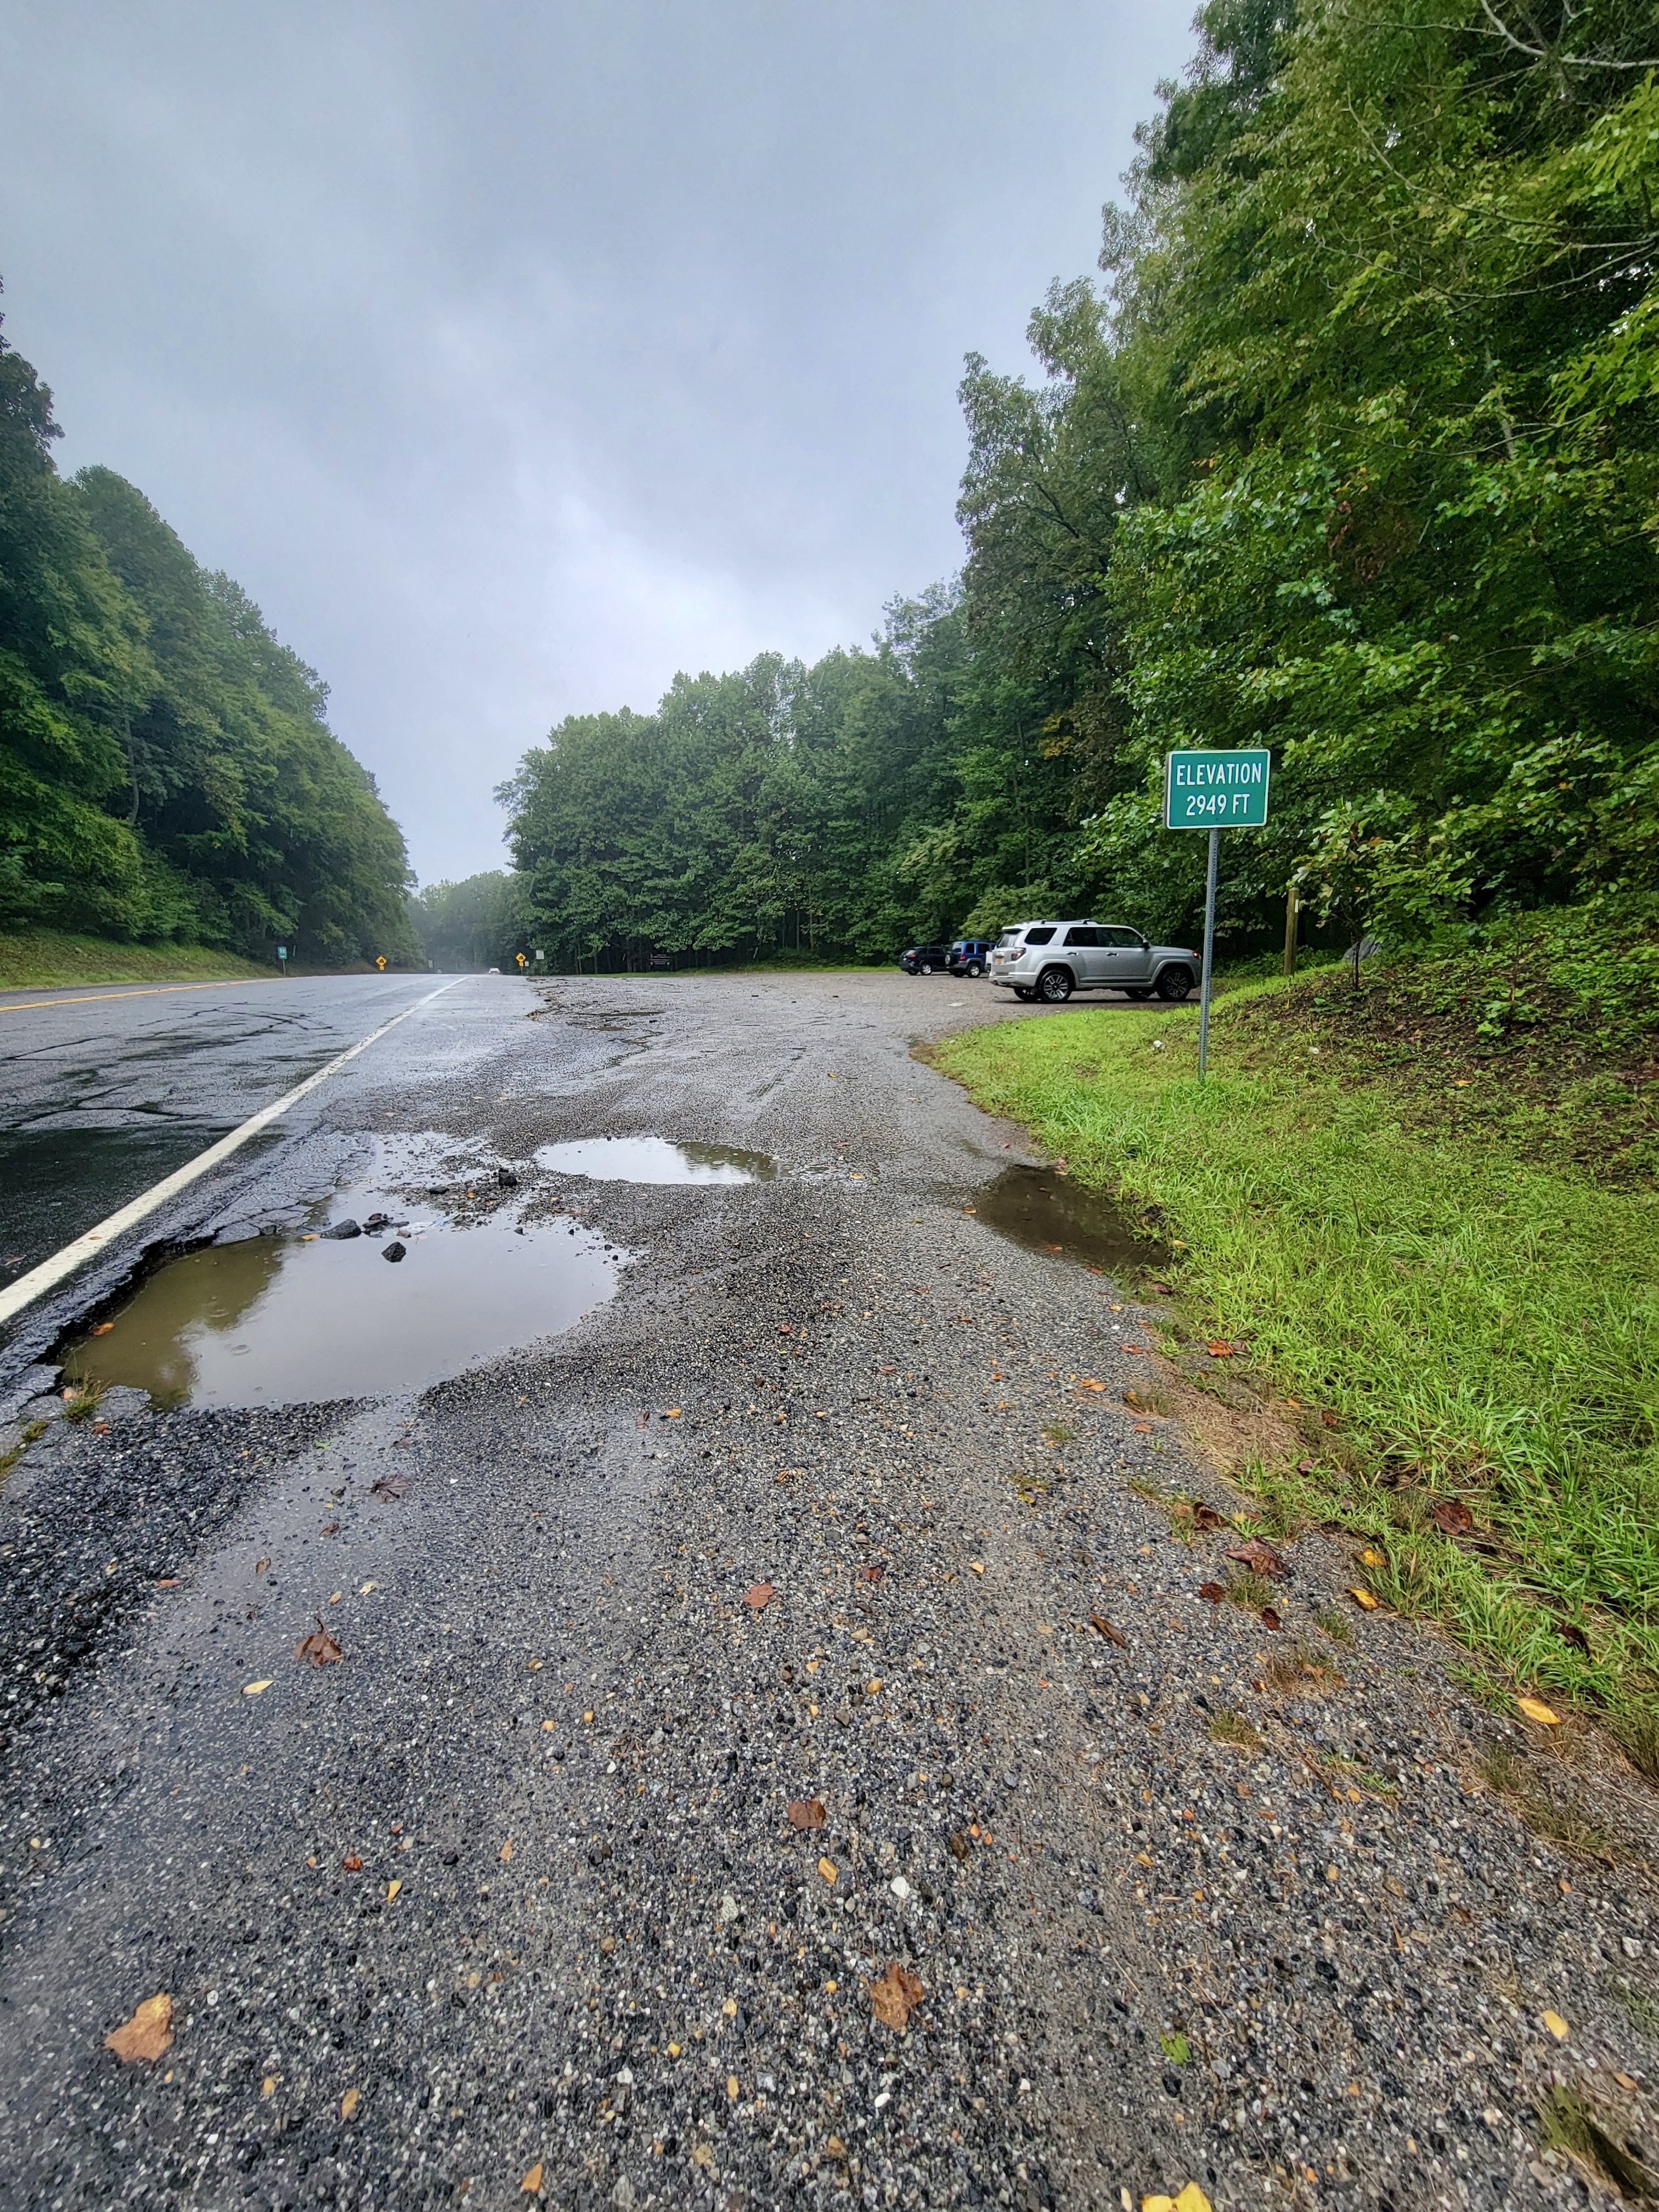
[{"xmin": 0, "ymin": 971, "xmax": 1653, "ymax": 2209}]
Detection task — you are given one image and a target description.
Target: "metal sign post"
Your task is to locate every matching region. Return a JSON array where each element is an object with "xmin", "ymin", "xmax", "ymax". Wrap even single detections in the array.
[{"xmin": 1163, "ymin": 747, "xmax": 1273, "ymax": 1080}]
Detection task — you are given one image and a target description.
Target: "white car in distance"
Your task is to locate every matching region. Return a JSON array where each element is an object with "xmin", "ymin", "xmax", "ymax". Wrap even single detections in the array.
[{"xmin": 989, "ymin": 921, "xmax": 1200, "ymax": 1004}]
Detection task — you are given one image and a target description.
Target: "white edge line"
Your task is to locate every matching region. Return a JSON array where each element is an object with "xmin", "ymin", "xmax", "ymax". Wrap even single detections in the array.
[{"xmin": 0, "ymin": 980, "xmax": 461, "ymax": 1330}]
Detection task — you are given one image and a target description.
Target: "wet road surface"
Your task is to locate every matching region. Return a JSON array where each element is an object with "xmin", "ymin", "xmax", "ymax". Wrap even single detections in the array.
[
  {"xmin": 0, "ymin": 976, "xmax": 445, "ymax": 1291},
  {"xmin": 0, "ymin": 972, "xmax": 1652, "ymax": 2211}
]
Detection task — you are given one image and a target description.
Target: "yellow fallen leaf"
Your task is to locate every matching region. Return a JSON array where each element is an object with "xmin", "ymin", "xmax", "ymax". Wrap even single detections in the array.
[
  {"xmin": 668, "ymin": 2041, "xmax": 681, "ymax": 2058},
  {"xmin": 1542, "ymin": 2010, "xmax": 1569, "ymax": 2041},
  {"xmin": 664, "ymin": 1408, "xmax": 682, "ymax": 1418},
  {"xmin": 818, "ymin": 1857, "xmax": 838, "ymax": 1884},
  {"xmin": 386, "ymin": 1878, "xmax": 401, "ymax": 1900},
  {"xmin": 969, "ymin": 1561, "xmax": 985, "ymax": 1576},
  {"xmin": 329, "ymin": 1591, "xmax": 342, "ymax": 1605},
  {"xmin": 261, "ymin": 2075, "xmax": 276, "ymax": 2098},
  {"xmin": 542, "ymin": 1718, "xmax": 557, "ymax": 1731},
  {"xmin": 500, "ymin": 1838, "xmax": 514, "ymax": 1863},
  {"xmin": 242, "ymin": 1679, "xmax": 274, "ymax": 1696},
  {"xmin": 1144, "ymin": 2197, "xmax": 1176, "ymax": 2212},
  {"xmin": 1347, "ymin": 1587, "xmax": 1379, "ymax": 1610},
  {"xmin": 104, "ymin": 1993, "xmax": 173, "ymax": 2063},
  {"xmin": 341, "ymin": 2086, "xmax": 359, "ymax": 2119},
  {"xmin": 521, "ymin": 2163, "xmax": 545, "ymax": 2194},
  {"xmin": 1175, "ymin": 2191, "xmax": 1214, "ymax": 2212},
  {"xmin": 726, "ymin": 2074, "xmax": 739, "ymax": 2100},
  {"xmin": 1077, "ymin": 1378, "xmax": 1105, "ymax": 1392},
  {"xmin": 1517, "ymin": 1695, "xmax": 1561, "ymax": 1726},
  {"xmin": 583, "ymin": 1710, "xmax": 595, "ymax": 1724},
  {"xmin": 1358, "ymin": 1548, "xmax": 1385, "ymax": 1567}
]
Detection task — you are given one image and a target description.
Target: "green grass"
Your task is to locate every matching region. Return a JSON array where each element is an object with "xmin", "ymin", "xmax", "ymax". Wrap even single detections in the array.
[
  {"xmin": 0, "ymin": 931, "xmax": 275, "ymax": 990},
  {"xmin": 935, "ymin": 980, "xmax": 1659, "ymax": 1763}
]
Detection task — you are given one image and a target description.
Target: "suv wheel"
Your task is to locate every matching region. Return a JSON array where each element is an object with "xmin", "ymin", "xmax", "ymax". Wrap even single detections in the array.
[
  {"xmin": 1037, "ymin": 966, "xmax": 1074, "ymax": 1003},
  {"xmin": 966, "ymin": 962, "xmax": 982, "ymax": 979},
  {"xmin": 919, "ymin": 962, "xmax": 933, "ymax": 975},
  {"xmin": 1155, "ymin": 964, "xmax": 1194, "ymax": 1001}
]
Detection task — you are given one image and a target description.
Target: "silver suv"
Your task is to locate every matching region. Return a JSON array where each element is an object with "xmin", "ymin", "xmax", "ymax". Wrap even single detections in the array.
[{"xmin": 989, "ymin": 921, "xmax": 1199, "ymax": 1004}]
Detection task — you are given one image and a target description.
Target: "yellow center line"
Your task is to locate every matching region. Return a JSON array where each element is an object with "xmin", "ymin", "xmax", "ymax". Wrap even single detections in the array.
[{"xmin": 0, "ymin": 979, "xmax": 279, "ymax": 1014}]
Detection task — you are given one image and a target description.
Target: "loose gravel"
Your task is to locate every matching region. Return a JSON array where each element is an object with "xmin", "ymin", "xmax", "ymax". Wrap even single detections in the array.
[{"xmin": 0, "ymin": 971, "xmax": 1654, "ymax": 2211}]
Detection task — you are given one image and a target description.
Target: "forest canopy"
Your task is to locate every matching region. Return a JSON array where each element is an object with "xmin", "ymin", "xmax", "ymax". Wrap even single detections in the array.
[
  {"xmin": 0, "ymin": 300, "xmax": 416, "ymax": 963},
  {"xmin": 503, "ymin": 0, "xmax": 1657, "ymax": 968}
]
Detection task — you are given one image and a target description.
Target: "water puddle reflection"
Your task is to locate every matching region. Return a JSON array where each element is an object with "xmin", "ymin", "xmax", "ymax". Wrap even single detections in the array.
[
  {"xmin": 60, "ymin": 1202, "xmax": 621, "ymax": 1409},
  {"xmin": 973, "ymin": 1165, "xmax": 1170, "ymax": 1278},
  {"xmin": 534, "ymin": 1136, "xmax": 775, "ymax": 1184}
]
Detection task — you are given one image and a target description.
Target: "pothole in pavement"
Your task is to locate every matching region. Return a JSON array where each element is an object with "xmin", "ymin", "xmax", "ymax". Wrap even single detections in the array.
[
  {"xmin": 534, "ymin": 1135, "xmax": 776, "ymax": 1184},
  {"xmin": 57, "ymin": 1192, "xmax": 625, "ymax": 1410},
  {"xmin": 972, "ymin": 1164, "xmax": 1171, "ymax": 1278}
]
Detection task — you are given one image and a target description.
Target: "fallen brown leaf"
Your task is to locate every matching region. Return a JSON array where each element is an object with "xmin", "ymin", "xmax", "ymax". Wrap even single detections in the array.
[
  {"xmin": 1260, "ymin": 1606, "xmax": 1283, "ymax": 1632},
  {"xmin": 295, "ymin": 1616, "xmax": 343, "ymax": 1666},
  {"xmin": 341, "ymin": 2086, "xmax": 360, "ymax": 2120},
  {"xmin": 946, "ymin": 1831, "xmax": 971, "ymax": 1859},
  {"xmin": 521, "ymin": 2163, "xmax": 545, "ymax": 2195},
  {"xmin": 744, "ymin": 1582, "xmax": 775, "ymax": 1610},
  {"xmin": 499, "ymin": 1837, "xmax": 514, "ymax": 1863},
  {"xmin": 870, "ymin": 1961, "xmax": 924, "ymax": 2033},
  {"xmin": 1198, "ymin": 1582, "xmax": 1226, "ymax": 1604},
  {"xmin": 1555, "ymin": 1618, "xmax": 1591, "ymax": 1654},
  {"xmin": 254, "ymin": 1558, "xmax": 269, "ymax": 1576},
  {"xmin": 1226, "ymin": 1538, "xmax": 1287, "ymax": 1579},
  {"xmin": 1192, "ymin": 1503, "xmax": 1225, "ymax": 1532},
  {"xmin": 1088, "ymin": 1612, "xmax": 1128, "ymax": 1647},
  {"xmin": 787, "ymin": 1798, "xmax": 826, "ymax": 1831},
  {"xmin": 369, "ymin": 1474, "xmax": 409, "ymax": 1502},
  {"xmin": 817, "ymin": 1856, "xmax": 838, "ymax": 1884},
  {"xmin": 92, "ymin": 1322, "xmax": 115, "ymax": 1336},
  {"xmin": 1430, "ymin": 1498, "xmax": 1473, "ymax": 1534},
  {"xmin": 1206, "ymin": 1341, "xmax": 1234, "ymax": 1358},
  {"xmin": 341, "ymin": 1854, "xmax": 363, "ymax": 1872},
  {"xmin": 861, "ymin": 1564, "xmax": 884, "ymax": 1583},
  {"xmin": 1320, "ymin": 1409, "xmax": 1340, "ymax": 1429},
  {"xmin": 1077, "ymin": 1377, "xmax": 1105, "ymax": 1392},
  {"xmin": 104, "ymin": 1993, "xmax": 172, "ymax": 2063}
]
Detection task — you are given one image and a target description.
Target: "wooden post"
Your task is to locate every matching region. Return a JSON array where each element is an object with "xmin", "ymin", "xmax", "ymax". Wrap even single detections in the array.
[{"xmin": 1283, "ymin": 883, "xmax": 1299, "ymax": 978}]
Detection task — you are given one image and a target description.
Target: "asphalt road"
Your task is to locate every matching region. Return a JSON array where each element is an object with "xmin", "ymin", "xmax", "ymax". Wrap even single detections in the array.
[
  {"xmin": 0, "ymin": 975, "xmax": 445, "ymax": 1289},
  {"xmin": 0, "ymin": 972, "xmax": 1652, "ymax": 2211}
]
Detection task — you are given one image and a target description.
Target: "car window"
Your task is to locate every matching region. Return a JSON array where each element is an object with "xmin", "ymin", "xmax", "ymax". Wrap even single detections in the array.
[
  {"xmin": 1101, "ymin": 926, "xmax": 1143, "ymax": 947},
  {"xmin": 1063, "ymin": 926, "xmax": 1098, "ymax": 947},
  {"xmin": 1023, "ymin": 927, "xmax": 1056, "ymax": 946},
  {"xmin": 996, "ymin": 930, "xmax": 1021, "ymax": 947}
]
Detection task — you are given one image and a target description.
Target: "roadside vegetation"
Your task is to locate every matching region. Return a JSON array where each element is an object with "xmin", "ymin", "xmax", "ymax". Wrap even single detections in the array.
[
  {"xmin": 0, "ymin": 931, "xmax": 275, "ymax": 991},
  {"xmin": 936, "ymin": 909, "xmax": 1659, "ymax": 1775},
  {"xmin": 0, "ymin": 295, "xmax": 417, "ymax": 967}
]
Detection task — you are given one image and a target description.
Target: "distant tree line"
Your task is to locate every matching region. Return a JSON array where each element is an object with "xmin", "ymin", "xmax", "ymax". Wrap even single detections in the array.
[
  {"xmin": 0, "ymin": 293, "xmax": 416, "ymax": 963},
  {"xmin": 503, "ymin": 0, "xmax": 1656, "ymax": 968}
]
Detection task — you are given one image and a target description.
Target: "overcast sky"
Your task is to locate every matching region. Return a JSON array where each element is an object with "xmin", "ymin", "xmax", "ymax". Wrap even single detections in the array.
[{"xmin": 2, "ymin": 0, "xmax": 1196, "ymax": 885}]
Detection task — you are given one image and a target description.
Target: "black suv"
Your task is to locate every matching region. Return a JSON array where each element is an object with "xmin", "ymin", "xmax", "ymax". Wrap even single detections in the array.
[
  {"xmin": 899, "ymin": 945, "xmax": 950, "ymax": 975},
  {"xmin": 946, "ymin": 939, "xmax": 994, "ymax": 978}
]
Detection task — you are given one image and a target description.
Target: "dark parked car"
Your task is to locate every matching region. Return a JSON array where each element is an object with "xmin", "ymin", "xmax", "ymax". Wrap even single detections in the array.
[
  {"xmin": 899, "ymin": 944, "xmax": 950, "ymax": 975},
  {"xmin": 946, "ymin": 938, "xmax": 994, "ymax": 978}
]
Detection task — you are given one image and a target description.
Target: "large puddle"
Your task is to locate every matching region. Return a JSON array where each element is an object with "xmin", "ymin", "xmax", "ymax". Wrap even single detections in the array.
[
  {"xmin": 973, "ymin": 1165, "xmax": 1170, "ymax": 1277},
  {"xmin": 60, "ymin": 1203, "xmax": 621, "ymax": 1409},
  {"xmin": 534, "ymin": 1135, "xmax": 775, "ymax": 1184}
]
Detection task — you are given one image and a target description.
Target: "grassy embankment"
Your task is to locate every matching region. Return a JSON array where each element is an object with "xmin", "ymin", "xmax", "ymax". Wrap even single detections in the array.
[
  {"xmin": 935, "ymin": 908, "xmax": 1659, "ymax": 1775},
  {"xmin": 0, "ymin": 932, "xmax": 276, "ymax": 990}
]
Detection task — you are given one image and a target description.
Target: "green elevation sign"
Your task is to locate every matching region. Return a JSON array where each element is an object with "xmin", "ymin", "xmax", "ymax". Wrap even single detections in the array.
[{"xmin": 1164, "ymin": 747, "xmax": 1272, "ymax": 829}]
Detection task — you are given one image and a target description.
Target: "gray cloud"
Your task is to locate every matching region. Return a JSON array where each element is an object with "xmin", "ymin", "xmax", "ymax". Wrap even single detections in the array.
[{"xmin": 1, "ymin": 0, "xmax": 1195, "ymax": 881}]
